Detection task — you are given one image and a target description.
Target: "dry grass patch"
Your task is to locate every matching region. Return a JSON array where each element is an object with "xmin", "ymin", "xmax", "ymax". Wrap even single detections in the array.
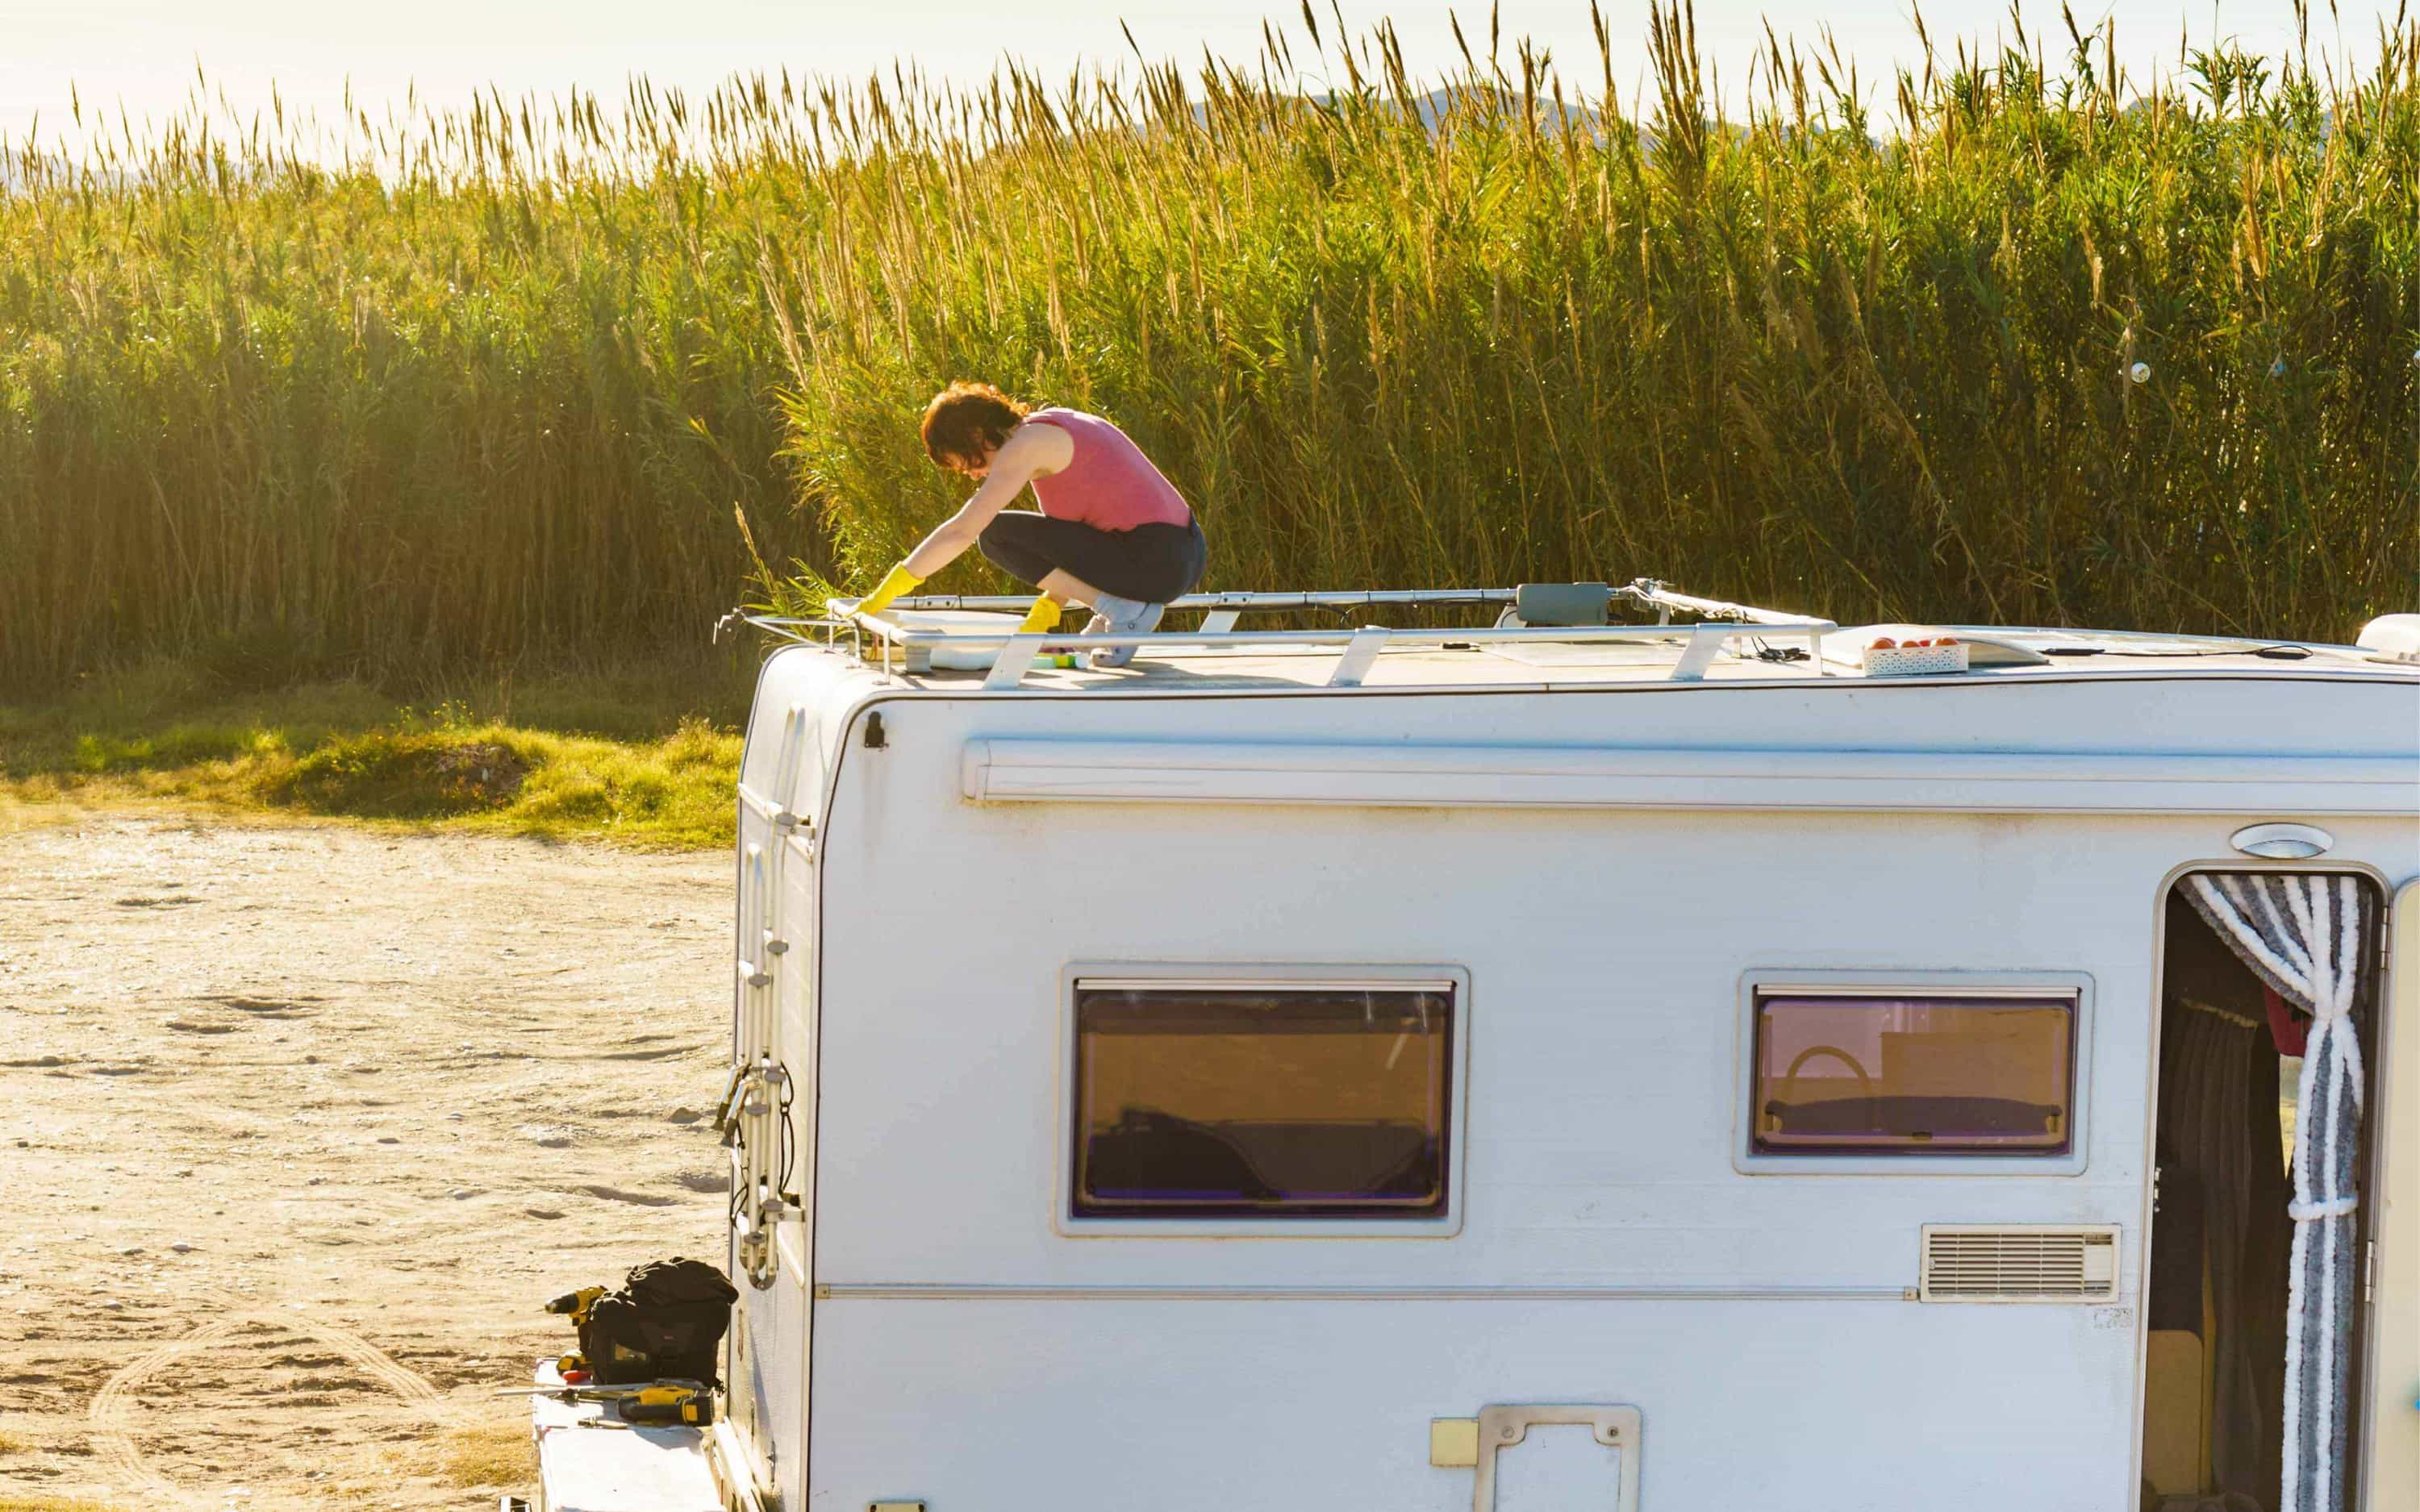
[{"xmin": 436, "ymin": 1418, "xmax": 535, "ymax": 1489}]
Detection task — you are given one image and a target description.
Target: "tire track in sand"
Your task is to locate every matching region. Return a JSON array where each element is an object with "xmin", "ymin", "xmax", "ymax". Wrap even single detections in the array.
[
  {"xmin": 296, "ymin": 1314, "xmax": 445, "ymax": 1406},
  {"xmin": 88, "ymin": 1316, "xmax": 244, "ymax": 1506},
  {"xmin": 88, "ymin": 1304, "xmax": 446, "ymax": 1504}
]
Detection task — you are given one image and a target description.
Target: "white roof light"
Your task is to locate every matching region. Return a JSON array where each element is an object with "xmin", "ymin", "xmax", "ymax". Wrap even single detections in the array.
[{"xmin": 2355, "ymin": 614, "xmax": 2420, "ymax": 663}]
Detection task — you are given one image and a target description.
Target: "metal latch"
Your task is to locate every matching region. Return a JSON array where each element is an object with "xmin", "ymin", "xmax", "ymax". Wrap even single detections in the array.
[
  {"xmin": 716, "ymin": 1058, "xmax": 790, "ymax": 1143},
  {"xmin": 711, "ymin": 1063, "xmax": 749, "ymax": 1135}
]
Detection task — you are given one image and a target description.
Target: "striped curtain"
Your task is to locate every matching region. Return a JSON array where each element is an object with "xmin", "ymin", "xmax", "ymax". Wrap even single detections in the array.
[{"xmin": 2185, "ymin": 874, "xmax": 2378, "ymax": 1512}]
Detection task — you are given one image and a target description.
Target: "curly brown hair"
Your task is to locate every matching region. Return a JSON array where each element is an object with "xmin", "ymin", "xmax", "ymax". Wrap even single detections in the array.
[{"xmin": 920, "ymin": 381, "xmax": 1030, "ymax": 469}]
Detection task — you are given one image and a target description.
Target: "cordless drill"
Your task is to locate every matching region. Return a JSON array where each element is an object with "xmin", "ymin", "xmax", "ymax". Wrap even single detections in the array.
[
  {"xmin": 543, "ymin": 1285, "xmax": 607, "ymax": 1379},
  {"xmin": 619, "ymin": 1384, "xmax": 717, "ymax": 1426}
]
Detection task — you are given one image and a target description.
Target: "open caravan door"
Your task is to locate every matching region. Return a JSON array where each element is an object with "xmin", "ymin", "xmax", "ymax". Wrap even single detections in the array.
[{"xmin": 2371, "ymin": 878, "xmax": 2420, "ymax": 1509}]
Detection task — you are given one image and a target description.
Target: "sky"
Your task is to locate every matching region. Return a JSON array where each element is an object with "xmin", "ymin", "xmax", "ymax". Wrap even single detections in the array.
[{"xmin": 0, "ymin": 2, "xmax": 2372, "ymax": 152}]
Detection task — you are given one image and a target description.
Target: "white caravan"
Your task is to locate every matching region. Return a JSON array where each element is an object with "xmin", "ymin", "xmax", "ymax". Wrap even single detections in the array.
[{"xmin": 703, "ymin": 581, "xmax": 2420, "ymax": 1512}]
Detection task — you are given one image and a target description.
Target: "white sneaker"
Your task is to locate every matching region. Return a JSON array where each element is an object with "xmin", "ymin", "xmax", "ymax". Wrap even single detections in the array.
[{"xmin": 1087, "ymin": 597, "xmax": 1164, "ymax": 669}]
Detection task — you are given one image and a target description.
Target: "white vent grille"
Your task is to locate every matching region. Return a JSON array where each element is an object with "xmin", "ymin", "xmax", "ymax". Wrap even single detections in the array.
[{"xmin": 1920, "ymin": 1225, "xmax": 2120, "ymax": 1302}]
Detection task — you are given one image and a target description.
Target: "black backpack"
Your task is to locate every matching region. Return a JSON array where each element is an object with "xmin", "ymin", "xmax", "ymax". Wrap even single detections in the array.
[{"xmin": 577, "ymin": 1258, "xmax": 740, "ymax": 1386}]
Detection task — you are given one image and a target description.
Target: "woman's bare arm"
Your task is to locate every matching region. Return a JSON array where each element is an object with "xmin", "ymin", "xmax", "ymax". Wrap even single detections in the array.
[{"xmin": 900, "ymin": 423, "xmax": 1074, "ymax": 578}]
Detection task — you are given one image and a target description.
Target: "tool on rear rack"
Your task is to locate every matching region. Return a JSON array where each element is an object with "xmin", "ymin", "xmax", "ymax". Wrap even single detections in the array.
[
  {"xmin": 620, "ymin": 1384, "xmax": 717, "ymax": 1426},
  {"xmin": 497, "ymin": 1379, "xmax": 719, "ymax": 1425}
]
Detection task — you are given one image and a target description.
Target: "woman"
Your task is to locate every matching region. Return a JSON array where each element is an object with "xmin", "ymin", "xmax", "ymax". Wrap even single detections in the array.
[{"xmin": 852, "ymin": 382, "xmax": 1207, "ymax": 669}]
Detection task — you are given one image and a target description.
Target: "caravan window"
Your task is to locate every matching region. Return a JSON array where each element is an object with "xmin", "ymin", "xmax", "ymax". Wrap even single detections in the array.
[
  {"xmin": 1070, "ymin": 982, "xmax": 1454, "ymax": 1219},
  {"xmin": 1751, "ymin": 989, "xmax": 2077, "ymax": 1156}
]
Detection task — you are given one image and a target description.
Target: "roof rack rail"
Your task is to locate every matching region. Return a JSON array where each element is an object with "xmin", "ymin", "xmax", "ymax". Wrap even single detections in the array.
[
  {"xmin": 883, "ymin": 581, "xmax": 1821, "ymax": 632},
  {"xmin": 716, "ymin": 579, "xmax": 1838, "ymax": 689},
  {"xmin": 1616, "ymin": 578, "xmax": 1817, "ymax": 627},
  {"xmin": 875, "ymin": 586, "xmax": 1518, "ymax": 636}
]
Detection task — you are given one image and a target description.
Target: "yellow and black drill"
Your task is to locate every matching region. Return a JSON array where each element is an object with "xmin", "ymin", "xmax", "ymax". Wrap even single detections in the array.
[{"xmin": 542, "ymin": 1285, "xmax": 607, "ymax": 1381}]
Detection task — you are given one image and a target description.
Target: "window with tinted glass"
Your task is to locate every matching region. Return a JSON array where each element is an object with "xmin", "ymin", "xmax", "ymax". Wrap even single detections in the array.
[
  {"xmin": 1070, "ymin": 981, "xmax": 1454, "ymax": 1218},
  {"xmin": 1751, "ymin": 990, "xmax": 2077, "ymax": 1156}
]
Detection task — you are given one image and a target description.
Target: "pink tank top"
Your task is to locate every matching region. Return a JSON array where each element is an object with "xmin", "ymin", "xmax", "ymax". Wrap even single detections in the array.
[{"xmin": 1024, "ymin": 409, "xmax": 1192, "ymax": 531}]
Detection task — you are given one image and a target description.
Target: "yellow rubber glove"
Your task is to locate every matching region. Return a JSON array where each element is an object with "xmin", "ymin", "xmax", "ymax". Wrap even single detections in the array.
[
  {"xmin": 854, "ymin": 563, "xmax": 923, "ymax": 617},
  {"xmin": 1015, "ymin": 594, "xmax": 1062, "ymax": 634}
]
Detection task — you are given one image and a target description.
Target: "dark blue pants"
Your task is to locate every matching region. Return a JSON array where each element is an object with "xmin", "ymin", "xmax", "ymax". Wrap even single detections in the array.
[{"xmin": 977, "ymin": 513, "xmax": 1207, "ymax": 604}]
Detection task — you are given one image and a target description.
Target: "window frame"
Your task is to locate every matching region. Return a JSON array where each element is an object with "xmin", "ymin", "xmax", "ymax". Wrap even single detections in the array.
[
  {"xmin": 1055, "ymin": 963, "xmax": 1473, "ymax": 1238},
  {"xmin": 1733, "ymin": 968, "xmax": 2096, "ymax": 1176}
]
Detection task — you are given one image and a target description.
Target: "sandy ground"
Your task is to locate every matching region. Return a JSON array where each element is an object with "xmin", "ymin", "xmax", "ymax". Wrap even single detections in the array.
[{"xmin": 0, "ymin": 812, "xmax": 732, "ymax": 1511}]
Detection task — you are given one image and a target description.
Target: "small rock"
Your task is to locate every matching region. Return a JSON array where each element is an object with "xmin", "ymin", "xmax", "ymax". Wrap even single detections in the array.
[
  {"xmin": 666, "ymin": 1107, "xmax": 703, "ymax": 1125},
  {"xmin": 117, "ymin": 1246, "xmax": 144, "ymax": 1256},
  {"xmin": 447, "ymin": 1112, "xmax": 465, "ymax": 1122},
  {"xmin": 171, "ymin": 1243, "xmax": 196, "ymax": 1254},
  {"xmin": 302, "ymin": 1055, "xmax": 319, "ymax": 1064},
  {"xmin": 524, "ymin": 1208, "xmax": 565, "ymax": 1221},
  {"xmin": 449, "ymin": 1189, "xmax": 476, "ymax": 1200},
  {"xmin": 307, "ymin": 1177, "xmax": 327, "ymax": 1187},
  {"xmin": 377, "ymin": 1136, "xmax": 400, "ymax": 1145},
  {"xmin": 98, "ymin": 1300, "xmax": 124, "ymax": 1310}
]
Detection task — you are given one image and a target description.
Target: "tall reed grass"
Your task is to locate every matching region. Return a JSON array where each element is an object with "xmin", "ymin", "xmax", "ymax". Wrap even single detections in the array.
[{"xmin": 5, "ymin": 4, "xmax": 2416, "ymax": 692}]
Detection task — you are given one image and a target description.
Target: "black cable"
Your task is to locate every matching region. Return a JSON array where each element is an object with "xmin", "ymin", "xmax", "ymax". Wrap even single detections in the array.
[
  {"xmin": 776, "ymin": 1064, "xmax": 797, "ymax": 1198},
  {"xmin": 2040, "ymin": 644, "xmax": 2314, "ymax": 660}
]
